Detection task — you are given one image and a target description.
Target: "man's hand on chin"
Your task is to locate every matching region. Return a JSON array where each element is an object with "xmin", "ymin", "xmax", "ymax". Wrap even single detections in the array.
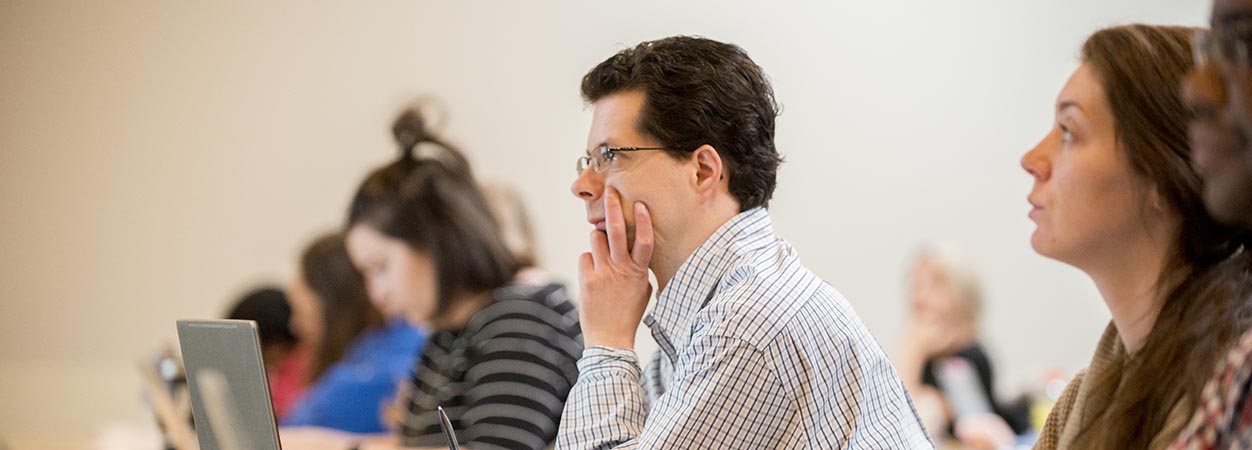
[{"xmin": 578, "ymin": 187, "xmax": 654, "ymax": 349}]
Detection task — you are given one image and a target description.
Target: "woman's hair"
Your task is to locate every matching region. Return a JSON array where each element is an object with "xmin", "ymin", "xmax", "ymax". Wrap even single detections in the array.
[
  {"xmin": 226, "ymin": 286, "xmax": 298, "ymax": 349},
  {"xmin": 1077, "ymin": 24, "xmax": 1252, "ymax": 447},
  {"xmin": 913, "ymin": 242, "xmax": 983, "ymax": 326},
  {"xmin": 346, "ymin": 105, "xmax": 518, "ymax": 323},
  {"xmin": 300, "ymin": 232, "xmax": 382, "ymax": 379},
  {"xmin": 481, "ymin": 182, "xmax": 539, "ymax": 268}
]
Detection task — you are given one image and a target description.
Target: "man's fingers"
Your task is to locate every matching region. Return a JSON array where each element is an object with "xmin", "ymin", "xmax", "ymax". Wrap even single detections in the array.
[
  {"xmin": 604, "ymin": 187, "xmax": 629, "ymax": 262},
  {"xmin": 589, "ymin": 230, "xmax": 609, "ymax": 269},
  {"xmin": 578, "ymin": 252, "xmax": 594, "ymax": 276}
]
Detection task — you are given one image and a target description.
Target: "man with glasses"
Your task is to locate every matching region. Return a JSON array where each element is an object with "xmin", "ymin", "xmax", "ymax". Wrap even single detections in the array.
[
  {"xmin": 556, "ymin": 36, "xmax": 931, "ymax": 449},
  {"xmin": 1167, "ymin": 1, "xmax": 1252, "ymax": 448},
  {"xmin": 1187, "ymin": 3, "xmax": 1252, "ymax": 227}
]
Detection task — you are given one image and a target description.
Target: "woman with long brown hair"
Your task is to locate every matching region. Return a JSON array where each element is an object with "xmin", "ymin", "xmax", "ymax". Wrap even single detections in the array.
[
  {"xmin": 1022, "ymin": 24, "xmax": 1252, "ymax": 449},
  {"xmin": 282, "ymin": 232, "xmax": 426, "ymax": 434}
]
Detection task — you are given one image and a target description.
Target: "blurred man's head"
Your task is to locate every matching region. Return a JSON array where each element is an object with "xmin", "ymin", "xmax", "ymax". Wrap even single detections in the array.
[{"xmin": 1184, "ymin": 0, "xmax": 1252, "ymax": 225}]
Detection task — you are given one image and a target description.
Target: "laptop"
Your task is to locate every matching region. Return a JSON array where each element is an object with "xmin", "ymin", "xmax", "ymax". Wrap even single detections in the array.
[{"xmin": 177, "ymin": 319, "xmax": 283, "ymax": 450}]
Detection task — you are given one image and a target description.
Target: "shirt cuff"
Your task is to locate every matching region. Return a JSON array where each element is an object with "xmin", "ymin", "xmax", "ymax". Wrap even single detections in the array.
[{"xmin": 577, "ymin": 346, "xmax": 641, "ymax": 378}]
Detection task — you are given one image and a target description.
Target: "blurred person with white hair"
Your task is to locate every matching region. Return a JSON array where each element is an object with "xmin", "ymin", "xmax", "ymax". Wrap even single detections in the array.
[{"xmin": 896, "ymin": 243, "xmax": 1027, "ymax": 449}]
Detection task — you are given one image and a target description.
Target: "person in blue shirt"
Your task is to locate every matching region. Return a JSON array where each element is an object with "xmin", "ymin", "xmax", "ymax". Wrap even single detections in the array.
[{"xmin": 282, "ymin": 232, "xmax": 426, "ymax": 434}]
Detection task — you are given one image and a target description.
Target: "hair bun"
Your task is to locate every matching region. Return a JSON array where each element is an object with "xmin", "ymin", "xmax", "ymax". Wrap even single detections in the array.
[{"xmin": 392, "ymin": 107, "xmax": 428, "ymax": 159}]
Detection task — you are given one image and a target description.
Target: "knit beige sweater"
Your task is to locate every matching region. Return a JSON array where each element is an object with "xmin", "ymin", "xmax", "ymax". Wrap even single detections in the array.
[{"xmin": 1034, "ymin": 322, "xmax": 1192, "ymax": 450}]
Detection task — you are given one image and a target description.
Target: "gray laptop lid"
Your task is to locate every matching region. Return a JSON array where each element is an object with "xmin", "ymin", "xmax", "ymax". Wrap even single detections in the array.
[{"xmin": 177, "ymin": 319, "xmax": 282, "ymax": 450}]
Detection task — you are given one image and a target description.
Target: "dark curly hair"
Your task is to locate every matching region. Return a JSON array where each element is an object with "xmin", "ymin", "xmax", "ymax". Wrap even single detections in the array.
[{"xmin": 581, "ymin": 36, "xmax": 783, "ymax": 211}]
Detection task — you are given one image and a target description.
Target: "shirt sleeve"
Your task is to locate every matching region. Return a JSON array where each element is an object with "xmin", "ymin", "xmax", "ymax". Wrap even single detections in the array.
[
  {"xmin": 1228, "ymin": 381, "xmax": 1252, "ymax": 447},
  {"xmin": 557, "ymin": 335, "xmax": 792, "ymax": 450},
  {"xmin": 1172, "ymin": 327, "xmax": 1252, "ymax": 449}
]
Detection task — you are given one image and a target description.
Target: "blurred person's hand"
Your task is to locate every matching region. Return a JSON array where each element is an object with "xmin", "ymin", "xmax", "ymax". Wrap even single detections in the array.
[
  {"xmin": 953, "ymin": 413, "xmax": 1015, "ymax": 450},
  {"xmin": 356, "ymin": 435, "xmax": 399, "ymax": 450},
  {"xmin": 278, "ymin": 426, "xmax": 361, "ymax": 450},
  {"xmin": 357, "ymin": 434, "xmax": 464, "ymax": 450},
  {"xmin": 382, "ymin": 382, "xmax": 412, "ymax": 432}
]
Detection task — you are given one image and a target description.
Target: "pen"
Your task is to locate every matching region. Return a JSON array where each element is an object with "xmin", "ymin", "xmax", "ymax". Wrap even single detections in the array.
[{"xmin": 437, "ymin": 406, "xmax": 460, "ymax": 450}]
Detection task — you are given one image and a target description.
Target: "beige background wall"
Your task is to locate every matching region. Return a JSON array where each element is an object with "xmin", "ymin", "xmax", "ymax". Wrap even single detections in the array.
[{"xmin": 0, "ymin": 0, "xmax": 1207, "ymax": 441}]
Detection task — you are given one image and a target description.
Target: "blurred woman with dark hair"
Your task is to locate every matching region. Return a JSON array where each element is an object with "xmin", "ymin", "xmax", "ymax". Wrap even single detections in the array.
[{"xmin": 349, "ymin": 107, "xmax": 582, "ymax": 450}]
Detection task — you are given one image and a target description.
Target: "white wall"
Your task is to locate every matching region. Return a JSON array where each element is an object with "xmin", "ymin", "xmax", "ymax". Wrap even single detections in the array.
[{"xmin": 0, "ymin": 0, "xmax": 1208, "ymax": 438}]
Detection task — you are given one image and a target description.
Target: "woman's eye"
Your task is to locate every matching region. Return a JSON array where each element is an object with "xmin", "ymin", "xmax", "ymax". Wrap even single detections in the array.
[{"xmin": 1060, "ymin": 125, "xmax": 1074, "ymax": 143}]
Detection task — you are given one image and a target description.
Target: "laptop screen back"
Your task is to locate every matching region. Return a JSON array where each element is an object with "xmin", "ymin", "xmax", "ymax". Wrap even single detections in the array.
[{"xmin": 177, "ymin": 319, "xmax": 282, "ymax": 450}]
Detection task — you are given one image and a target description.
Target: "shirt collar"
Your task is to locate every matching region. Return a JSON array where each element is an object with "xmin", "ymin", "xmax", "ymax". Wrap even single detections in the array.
[{"xmin": 643, "ymin": 207, "xmax": 775, "ymax": 358}]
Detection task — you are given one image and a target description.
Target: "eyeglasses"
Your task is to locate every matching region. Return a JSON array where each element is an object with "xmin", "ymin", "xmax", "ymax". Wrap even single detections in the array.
[
  {"xmin": 575, "ymin": 144, "xmax": 678, "ymax": 175},
  {"xmin": 1195, "ymin": 21, "xmax": 1252, "ymax": 69}
]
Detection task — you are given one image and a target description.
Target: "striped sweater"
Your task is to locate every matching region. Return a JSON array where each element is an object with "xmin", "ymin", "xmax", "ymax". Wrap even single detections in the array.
[{"xmin": 401, "ymin": 282, "xmax": 583, "ymax": 450}]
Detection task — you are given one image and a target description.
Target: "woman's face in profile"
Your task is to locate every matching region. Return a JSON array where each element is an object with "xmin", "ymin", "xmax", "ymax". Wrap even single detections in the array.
[
  {"xmin": 285, "ymin": 272, "xmax": 323, "ymax": 348},
  {"xmin": 1021, "ymin": 63, "xmax": 1157, "ymax": 269},
  {"xmin": 345, "ymin": 224, "xmax": 439, "ymax": 327}
]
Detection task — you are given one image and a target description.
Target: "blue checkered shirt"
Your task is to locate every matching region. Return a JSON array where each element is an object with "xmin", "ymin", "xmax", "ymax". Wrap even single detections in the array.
[{"xmin": 556, "ymin": 207, "xmax": 933, "ymax": 449}]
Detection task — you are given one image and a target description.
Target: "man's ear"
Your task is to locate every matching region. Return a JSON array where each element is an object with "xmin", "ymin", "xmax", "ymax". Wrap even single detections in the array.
[{"xmin": 691, "ymin": 144, "xmax": 724, "ymax": 197}]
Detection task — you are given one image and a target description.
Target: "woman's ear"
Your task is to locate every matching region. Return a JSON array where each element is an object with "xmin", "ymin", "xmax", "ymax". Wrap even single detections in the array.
[{"xmin": 1148, "ymin": 186, "xmax": 1167, "ymax": 213}]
